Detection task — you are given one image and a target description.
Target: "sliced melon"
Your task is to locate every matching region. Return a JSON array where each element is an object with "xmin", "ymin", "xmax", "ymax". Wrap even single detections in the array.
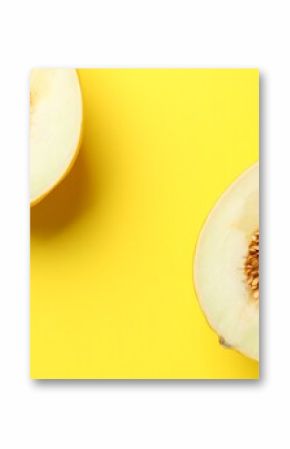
[
  {"xmin": 30, "ymin": 68, "xmax": 83, "ymax": 206},
  {"xmin": 194, "ymin": 163, "xmax": 259, "ymax": 361}
]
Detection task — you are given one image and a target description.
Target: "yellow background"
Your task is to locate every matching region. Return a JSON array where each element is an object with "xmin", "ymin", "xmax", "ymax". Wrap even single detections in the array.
[{"xmin": 31, "ymin": 69, "xmax": 259, "ymax": 379}]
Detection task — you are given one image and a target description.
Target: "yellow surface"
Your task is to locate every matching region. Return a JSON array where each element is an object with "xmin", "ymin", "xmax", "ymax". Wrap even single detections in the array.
[{"xmin": 31, "ymin": 69, "xmax": 259, "ymax": 379}]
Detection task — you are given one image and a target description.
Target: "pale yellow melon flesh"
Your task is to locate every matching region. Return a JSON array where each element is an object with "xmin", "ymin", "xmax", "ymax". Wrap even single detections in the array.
[
  {"xmin": 30, "ymin": 68, "xmax": 82, "ymax": 206},
  {"xmin": 194, "ymin": 163, "xmax": 259, "ymax": 361}
]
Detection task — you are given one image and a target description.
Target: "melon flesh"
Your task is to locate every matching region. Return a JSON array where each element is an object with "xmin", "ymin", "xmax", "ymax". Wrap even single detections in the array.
[
  {"xmin": 194, "ymin": 163, "xmax": 259, "ymax": 361},
  {"xmin": 30, "ymin": 68, "xmax": 82, "ymax": 205}
]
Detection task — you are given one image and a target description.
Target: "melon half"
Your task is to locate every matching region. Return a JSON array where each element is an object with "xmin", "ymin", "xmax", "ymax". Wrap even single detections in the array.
[
  {"xmin": 30, "ymin": 68, "xmax": 83, "ymax": 206},
  {"xmin": 194, "ymin": 163, "xmax": 259, "ymax": 361}
]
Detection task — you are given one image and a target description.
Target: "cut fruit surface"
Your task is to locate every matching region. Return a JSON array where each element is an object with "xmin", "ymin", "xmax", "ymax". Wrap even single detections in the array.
[
  {"xmin": 194, "ymin": 163, "xmax": 259, "ymax": 361},
  {"xmin": 30, "ymin": 68, "xmax": 82, "ymax": 205}
]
